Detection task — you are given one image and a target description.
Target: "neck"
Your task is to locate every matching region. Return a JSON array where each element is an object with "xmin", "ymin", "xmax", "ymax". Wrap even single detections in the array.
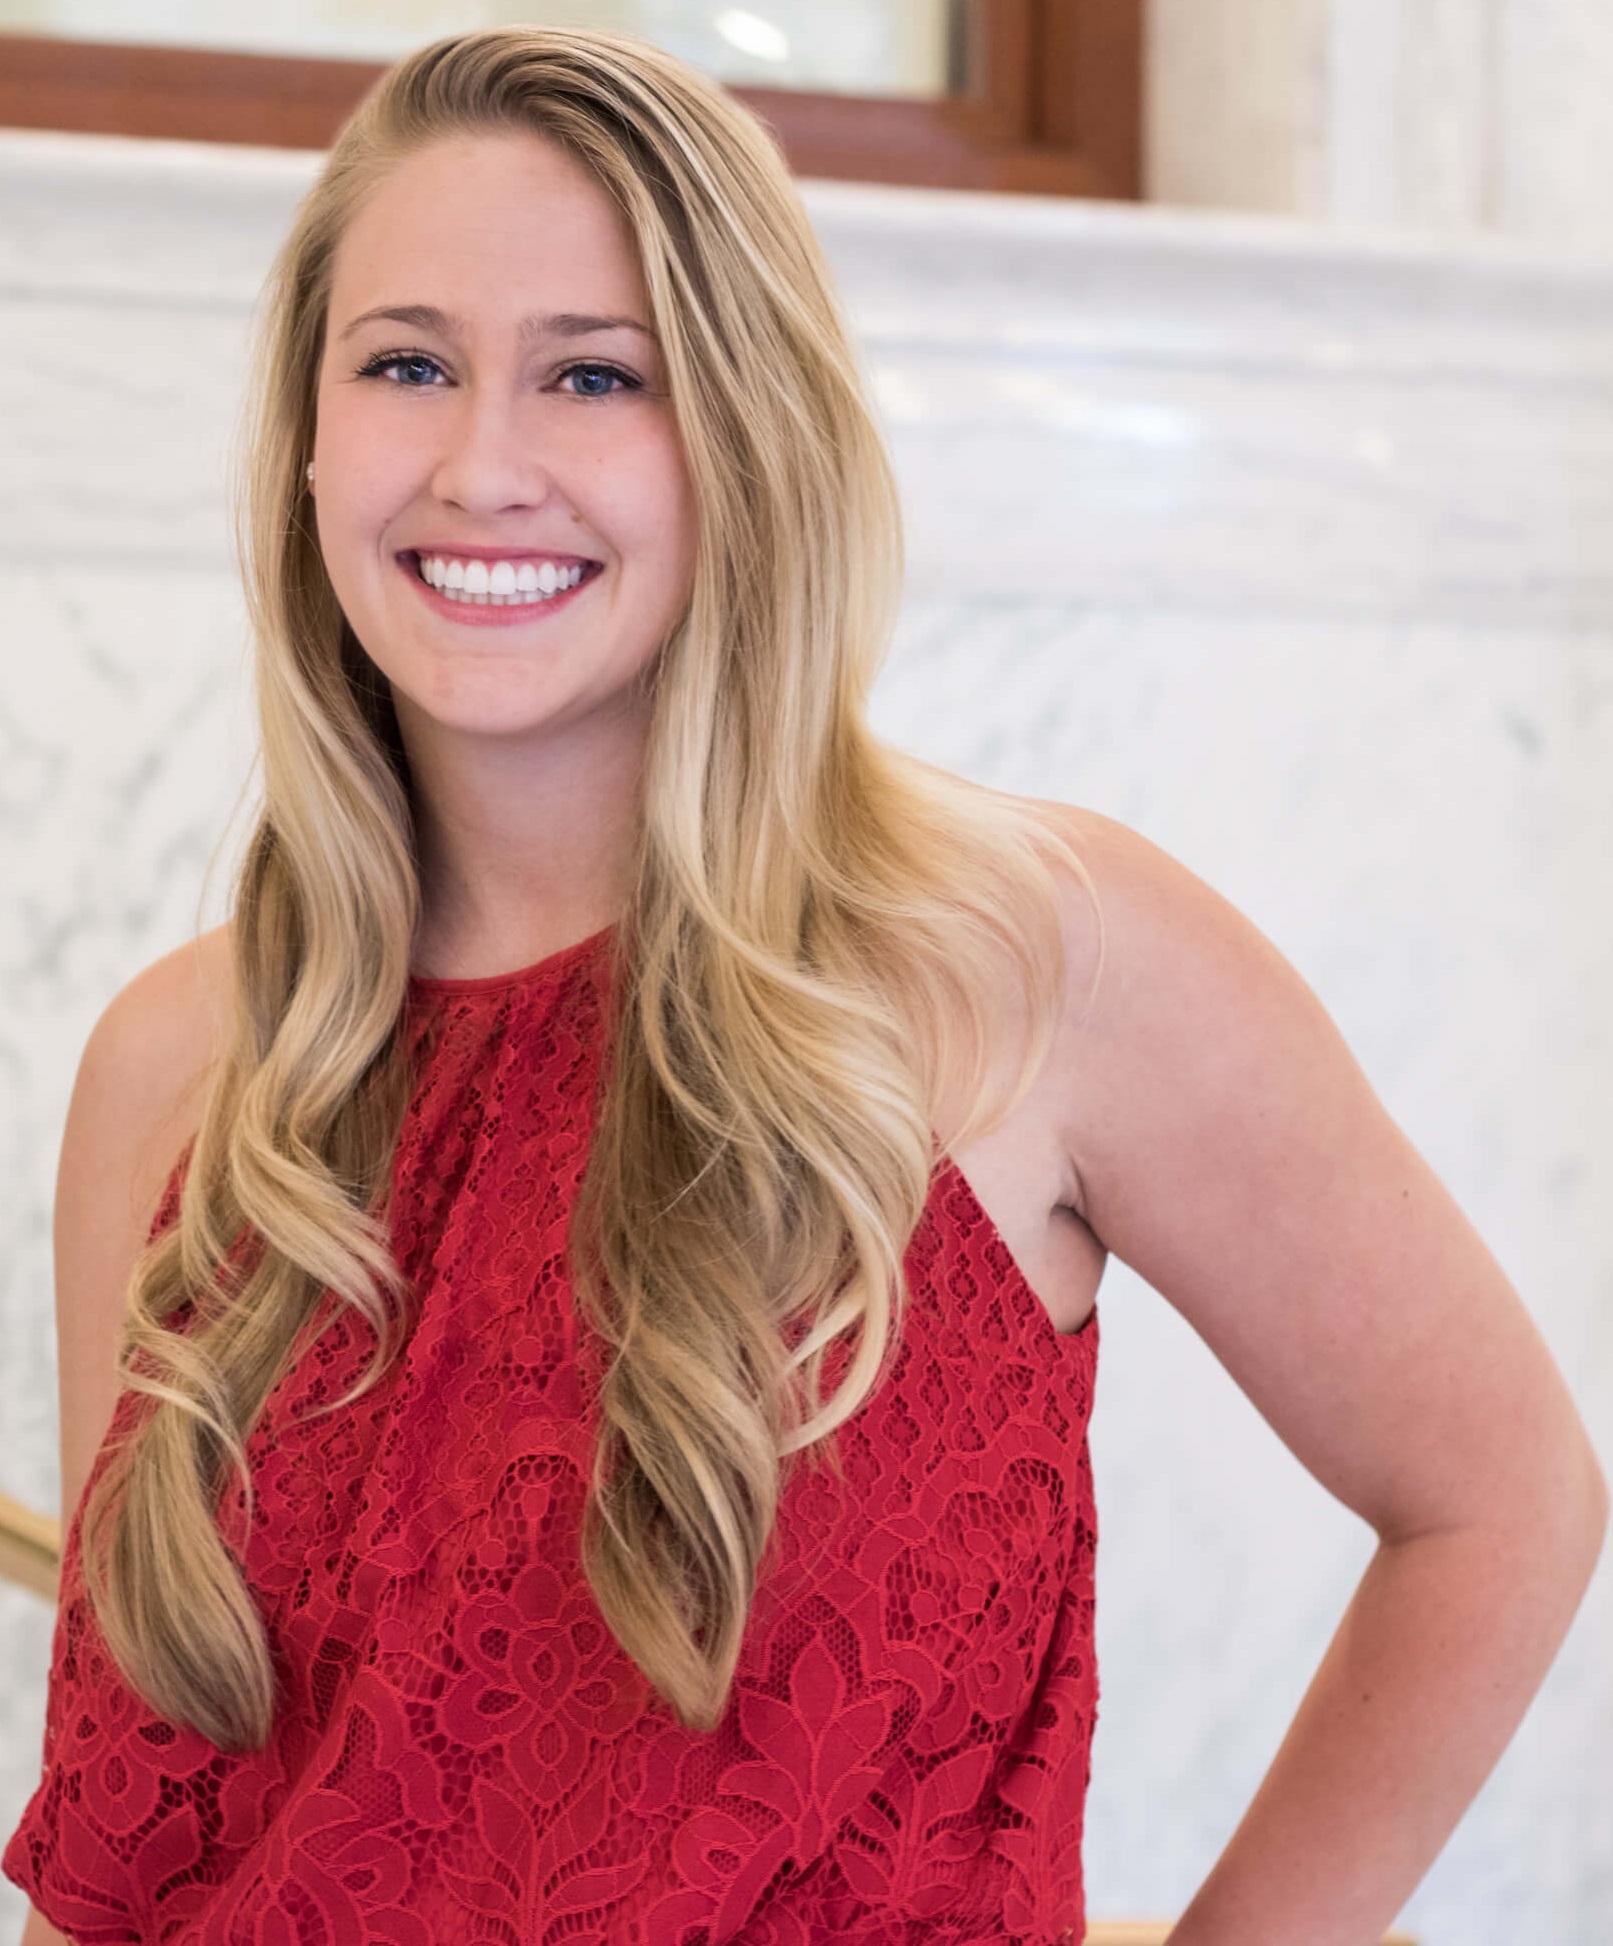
[{"xmin": 397, "ymin": 688, "xmax": 648, "ymax": 975}]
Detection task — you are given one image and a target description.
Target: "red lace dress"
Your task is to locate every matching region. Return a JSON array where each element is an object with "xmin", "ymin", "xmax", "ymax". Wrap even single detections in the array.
[{"xmin": 4, "ymin": 925, "xmax": 1100, "ymax": 1945}]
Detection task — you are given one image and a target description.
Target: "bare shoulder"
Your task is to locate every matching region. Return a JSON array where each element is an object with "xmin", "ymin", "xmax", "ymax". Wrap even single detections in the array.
[
  {"xmin": 53, "ymin": 924, "xmax": 236, "ymax": 1529},
  {"xmin": 1024, "ymin": 796, "xmax": 1367, "ymax": 1204},
  {"xmin": 1025, "ymin": 796, "xmax": 1319, "ymax": 1045},
  {"xmin": 1032, "ymin": 794, "xmax": 1249, "ymax": 942},
  {"xmin": 961, "ymin": 791, "xmax": 1258, "ymax": 1105},
  {"xmin": 73, "ymin": 923, "xmax": 236, "ymax": 1196}
]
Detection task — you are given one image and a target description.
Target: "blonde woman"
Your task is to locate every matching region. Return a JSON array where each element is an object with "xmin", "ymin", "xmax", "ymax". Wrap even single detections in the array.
[{"xmin": 5, "ymin": 26, "xmax": 1604, "ymax": 1946}]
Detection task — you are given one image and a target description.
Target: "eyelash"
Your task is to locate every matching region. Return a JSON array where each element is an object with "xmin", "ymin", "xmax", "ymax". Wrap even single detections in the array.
[{"xmin": 352, "ymin": 348, "xmax": 641, "ymax": 398}]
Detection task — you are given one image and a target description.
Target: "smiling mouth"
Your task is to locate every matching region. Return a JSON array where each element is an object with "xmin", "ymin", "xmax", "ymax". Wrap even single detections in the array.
[{"xmin": 406, "ymin": 550, "xmax": 602, "ymax": 606}]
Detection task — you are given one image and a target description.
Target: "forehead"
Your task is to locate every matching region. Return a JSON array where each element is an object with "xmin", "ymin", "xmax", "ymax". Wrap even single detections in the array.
[{"xmin": 328, "ymin": 130, "xmax": 647, "ymax": 319}]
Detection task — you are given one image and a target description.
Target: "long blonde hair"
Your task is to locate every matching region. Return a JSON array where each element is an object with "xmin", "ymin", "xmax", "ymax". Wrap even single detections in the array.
[{"xmin": 79, "ymin": 24, "xmax": 1095, "ymax": 1751}]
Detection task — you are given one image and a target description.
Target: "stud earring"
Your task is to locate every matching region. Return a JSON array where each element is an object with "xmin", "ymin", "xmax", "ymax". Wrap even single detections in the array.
[{"xmin": 306, "ymin": 461, "xmax": 316, "ymax": 483}]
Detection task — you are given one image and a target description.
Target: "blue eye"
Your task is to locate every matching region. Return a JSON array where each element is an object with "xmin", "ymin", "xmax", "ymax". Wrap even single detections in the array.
[
  {"xmin": 354, "ymin": 348, "xmax": 445, "ymax": 386},
  {"xmin": 558, "ymin": 362, "xmax": 640, "ymax": 399}
]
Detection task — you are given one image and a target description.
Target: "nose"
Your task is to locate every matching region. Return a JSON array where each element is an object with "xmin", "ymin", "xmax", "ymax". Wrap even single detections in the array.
[{"xmin": 429, "ymin": 384, "xmax": 554, "ymax": 517}]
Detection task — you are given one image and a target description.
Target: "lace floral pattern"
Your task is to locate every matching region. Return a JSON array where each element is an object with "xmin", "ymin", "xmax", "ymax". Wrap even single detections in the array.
[{"xmin": 4, "ymin": 931, "xmax": 1099, "ymax": 1944}]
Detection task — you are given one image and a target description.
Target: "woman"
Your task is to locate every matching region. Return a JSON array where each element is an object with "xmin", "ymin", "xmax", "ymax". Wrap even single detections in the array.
[{"xmin": 5, "ymin": 25, "xmax": 1604, "ymax": 1946}]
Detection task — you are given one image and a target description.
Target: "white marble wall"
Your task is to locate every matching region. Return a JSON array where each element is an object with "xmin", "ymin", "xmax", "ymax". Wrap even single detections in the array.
[
  {"xmin": 1151, "ymin": 0, "xmax": 1613, "ymax": 252},
  {"xmin": 1, "ymin": 129, "xmax": 1611, "ymax": 1943}
]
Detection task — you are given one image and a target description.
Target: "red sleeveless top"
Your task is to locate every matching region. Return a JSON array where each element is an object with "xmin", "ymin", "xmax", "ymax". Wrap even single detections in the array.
[{"xmin": 5, "ymin": 925, "xmax": 1099, "ymax": 1945}]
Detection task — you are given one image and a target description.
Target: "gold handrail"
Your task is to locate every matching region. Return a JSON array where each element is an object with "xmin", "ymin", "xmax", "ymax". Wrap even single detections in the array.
[{"xmin": 0, "ymin": 1488, "xmax": 60, "ymax": 1601}]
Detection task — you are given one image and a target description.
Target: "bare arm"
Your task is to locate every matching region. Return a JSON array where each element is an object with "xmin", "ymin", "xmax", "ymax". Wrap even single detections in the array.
[
  {"xmin": 1053, "ymin": 807, "xmax": 1607, "ymax": 1946},
  {"xmin": 52, "ymin": 928, "xmax": 231, "ymax": 1530},
  {"xmin": 15, "ymin": 928, "xmax": 232, "ymax": 1946}
]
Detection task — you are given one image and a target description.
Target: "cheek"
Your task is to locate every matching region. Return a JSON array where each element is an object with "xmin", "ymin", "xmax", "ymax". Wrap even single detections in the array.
[
  {"xmin": 314, "ymin": 384, "xmax": 412, "ymax": 508},
  {"xmin": 640, "ymin": 439, "xmax": 698, "ymax": 580}
]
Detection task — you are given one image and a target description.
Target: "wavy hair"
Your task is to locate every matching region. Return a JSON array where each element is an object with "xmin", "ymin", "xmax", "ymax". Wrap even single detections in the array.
[{"xmin": 78, "ymin": 24, "xmax": 1096, "ymax": 1750}]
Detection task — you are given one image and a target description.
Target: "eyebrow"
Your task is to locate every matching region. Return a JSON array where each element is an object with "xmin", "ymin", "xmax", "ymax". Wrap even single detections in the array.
[{"xmin": 336, "ymin": 303, "xmax": 656, "ymax": 344}]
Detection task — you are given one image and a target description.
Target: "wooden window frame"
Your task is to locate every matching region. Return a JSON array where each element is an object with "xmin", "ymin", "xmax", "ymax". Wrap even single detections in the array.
[{"xmin": 0, "ymin": 0, "xmax": 1141, "ymax": 198}]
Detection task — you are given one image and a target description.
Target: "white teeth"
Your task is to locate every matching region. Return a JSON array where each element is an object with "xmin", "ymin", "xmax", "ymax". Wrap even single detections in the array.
[{"xmin": 414, "ymin": 554, "xmax": 590, "ymax": 606}]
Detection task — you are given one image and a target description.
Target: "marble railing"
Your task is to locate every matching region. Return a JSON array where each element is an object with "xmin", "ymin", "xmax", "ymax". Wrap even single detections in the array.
[{"xmin": 1, "ymin": 126, "xmax": 1607, "ymax": 1944}]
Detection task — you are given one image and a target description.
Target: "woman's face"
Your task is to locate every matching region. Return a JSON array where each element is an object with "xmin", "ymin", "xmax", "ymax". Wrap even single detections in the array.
[{"xmin": 312, "ymin": 130, "xmax": 697, "ymax": 744}]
